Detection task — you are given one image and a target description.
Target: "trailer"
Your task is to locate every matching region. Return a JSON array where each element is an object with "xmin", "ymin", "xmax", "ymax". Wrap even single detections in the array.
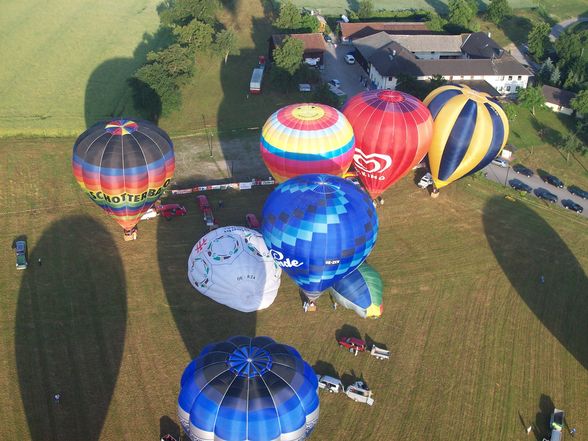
[
  {"xmin": 370, "ymin": 345, "xmax": 390, "ymax": 360},
  {"xmin": 345, "ymin": 381, "xmax": 374, "ymax": 406},
  {"xmin": 250, "ymin": 67, "xmax": 264, "ymax": 94}
]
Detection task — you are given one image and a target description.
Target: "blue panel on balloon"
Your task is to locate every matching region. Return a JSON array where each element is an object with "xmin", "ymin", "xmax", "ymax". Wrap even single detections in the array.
[
  {"xmin": 261, "ymin": 174, "xmax": 379, "ymax": 294},
  {"xmin": 178, "ymin": 336, "xmax": 320, "ymax": 441}
]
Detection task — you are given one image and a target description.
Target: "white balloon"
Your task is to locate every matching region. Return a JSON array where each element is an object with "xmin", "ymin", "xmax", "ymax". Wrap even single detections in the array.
[{"xmin": 187, "ymin": 226, "xmax": 281, "ymax": 312}]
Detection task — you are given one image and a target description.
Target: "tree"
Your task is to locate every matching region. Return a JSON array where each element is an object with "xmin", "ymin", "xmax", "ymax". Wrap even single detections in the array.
[
  {"xmin": 426, "ymin": 11, "xmax": 447, "ymax": 32},
  {"xmin": 559, "ymin": 132, "xmax": 582, "ymax": 162},
  {"xmin": 517, "ymin": 86, "xmax": 545, "ymax": 116},
  {"xmin": 214, "ymin": 29, "xmax": 238, "ymax": 63},
  {"xmin": 273, "ymin": 36, "xmax": 304, "ymax": 76},
  {"xmin": 447, "ymin": 0, "xmax": 476, "ymax": 31},
  {"xmin": 487, "ymin": 0, "xmax": 511, "ymax": 24},
  {"xmin": 313, "ymin": 83, "xmax": 339, "ymax": 107},
  {"xmin": 134, "ymin": 63, "xmax": 182, "ymax": 115},
  {"xmin": 160, "ymin": 0, "xmax": 219, "ymax": 26},
  {"xmin": 275, "ymin": 0, "xmax": 301, "ymax": 31},
  {"xmin": 357, "ymin": 0, "xmax": 374, "ymax": 19},
  {"xmin": 538, "ymin": 57, "xmax": 554, "ymax": 84},
  {"xmin": 147, "ymin": 44, "xmax": 195, "ymax": 83},
  {"xmin": 527, "ymin": 21, "xmax": 551, "ymax": 61},
  {"xmin": 299, "ymin": 14, "xmax": 320, "ymax": 33},
  {"xmin": 571, "ymin": 89, "xmax": 588, "ymax": 116},
  {"xmin": 173, "ymin": 19, "xmax": 214, "ymax": 52},
  {"xmin": 550, "ymin": 66, "xmax": 561, "ymax": 86},
  {"xmin": 554, "ymin": 31, "xmax": 587, "ymax": 89}
]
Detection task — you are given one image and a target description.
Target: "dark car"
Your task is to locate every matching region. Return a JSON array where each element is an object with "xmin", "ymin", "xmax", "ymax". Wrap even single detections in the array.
[
  {"xmin": 568, "ymin": 185, "xmax": 588, "ymax": 200},
  {"xmin": 512, "ymin": 164, "xmax": 534, "ymax": 177},
  {"xmin": 542, "ymin": 173, "xmax": 565, "ymax": 188},
  {"xmin": 534, "ymin": 188, "xmax": 558, "ymax": 203},
  {"xmin": 245, "ymin": 213, "xmax": 260, "ymax": 230},
  {"xmin": 14, "ymin": 239, "xmax": 28, "ymax": 269},
  {"xmin": 323, "ymin": 34, "xmax": 332, "ymax": 43},
  {"xmin": 509, "ymin": 178, "xmax": 532, "ymax": 193},
  {"xmin": 562, "ymin": 199, "xmax": 583, "ymax": 213}
]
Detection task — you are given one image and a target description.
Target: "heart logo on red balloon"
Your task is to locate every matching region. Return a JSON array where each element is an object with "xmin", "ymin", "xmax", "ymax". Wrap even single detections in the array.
[{"xmin": 354, "ymin": 149, "xmax": 392, "ymax": 174}]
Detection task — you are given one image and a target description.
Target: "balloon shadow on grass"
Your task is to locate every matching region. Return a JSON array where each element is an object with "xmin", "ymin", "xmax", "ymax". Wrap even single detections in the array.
[
  {"xmin": 16, "ymin": 216, "xmax": 126, "ymax": 441},
  {"xmin": 483, "ymin": 197, "xmax": 588, "ymax": 370},
  {"xmin": 157, "ymin": 186, "xmax": 257, "ymax": 361}
]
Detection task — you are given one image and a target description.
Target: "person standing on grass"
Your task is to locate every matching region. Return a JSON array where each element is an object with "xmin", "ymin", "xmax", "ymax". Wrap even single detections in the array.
[{"xmin": 38, "ymin": 257, "xmax": 42, "ymax": 266}]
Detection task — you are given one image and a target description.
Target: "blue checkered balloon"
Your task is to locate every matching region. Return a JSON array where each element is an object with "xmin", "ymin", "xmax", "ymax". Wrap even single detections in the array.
[{"xmin": 262, "ymin": 174, "xmax": 379, "ymax": 296}]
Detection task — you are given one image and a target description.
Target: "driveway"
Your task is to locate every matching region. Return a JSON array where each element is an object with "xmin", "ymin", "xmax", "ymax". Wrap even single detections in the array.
[
  {"xmin": 322, "ymin": 42, "xmax": 368, "ymax": 98},
  {"xmin": 483, "ymin": 163, "xmax": 588, "ymax": 218},
  {"xmin": 550, "ymin": 17, "xmax": 588, "ymax": 41}
]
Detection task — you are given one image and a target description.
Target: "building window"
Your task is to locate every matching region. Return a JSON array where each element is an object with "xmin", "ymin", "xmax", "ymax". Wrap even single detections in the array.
[
  {"xmin": 516, "ymin": 86, "xmax": 520, "ymax": 91},
  {"xmin": 517, "ymin": 76, "xmax": 522, "ymax": 80},
  {"xmin": 506, "ymin": 86, "xmax": 511, "ymax": 92},
  {"xmin": 508, "ymin": 76, "xmax": 513, "ymax": 80}
]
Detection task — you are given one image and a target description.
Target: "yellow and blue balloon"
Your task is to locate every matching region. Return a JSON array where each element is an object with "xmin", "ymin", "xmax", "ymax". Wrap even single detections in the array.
[{"xmin": 423, "ymin": 84, "xmax": 509, "ymax": 189}]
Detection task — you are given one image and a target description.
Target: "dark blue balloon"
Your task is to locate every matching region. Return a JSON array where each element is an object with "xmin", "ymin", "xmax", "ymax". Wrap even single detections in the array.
[
  {"xmin": 178, "ymin": 336, "xmax": 320, "ymax": 441},
  {"xmin": 261, "ymin": 174, "xmax": 379, "ymax": 296}
]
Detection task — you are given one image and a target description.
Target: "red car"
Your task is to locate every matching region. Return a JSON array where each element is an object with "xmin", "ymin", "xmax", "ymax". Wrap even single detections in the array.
[
  {"xmin": 246, "ymin": 213, "xmax": 260, "ymax": 230},
  {"xmin": 337, "ymin": 336, "xmax": 367, "ymax": 352},
  {"xmin": 157, "ymin": 204, "xmax": 187, "ymax": 219}
]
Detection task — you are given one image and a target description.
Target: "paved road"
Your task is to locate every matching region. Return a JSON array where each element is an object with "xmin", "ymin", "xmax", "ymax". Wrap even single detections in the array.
[
  {"xmin": 483, "ymin": 163, "xmax": 588, "ymax": 218},
  {"xmin": 322, "ymin": 42, "xmax": 367, "ymax": 97},
  {"xmin": 549, "ymin": 16, "xmax": 588, "ymax": 41}
]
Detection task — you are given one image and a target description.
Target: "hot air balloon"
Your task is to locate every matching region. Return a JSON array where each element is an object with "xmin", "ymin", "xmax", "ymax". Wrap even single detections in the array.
[
  {"xmin": 260, "ymin": 103, "xmax": 355, "ymax": 182},
  {"xmin": 178, "ymin": 336, "xmax": 320, "ymax": 441},
  {"xmin": 187, "ymin": 226, "xmax": 281, "ymax": 312},
  {"xmin": 423, "ymin": 84, "xmax": 509, "ymax": 190},
  {"xmin": 72, "ymin": 119, "xmax": 175, "ymax": 237},
  {"xmin": 261, "ymin": 174, "xmax": 378, "ymax": 301},
  {"xmin": 331, "ymin": 262, "xmax": 383, "ymax": 318},
  {"xmin": 342, "ymin": 90, "xmax": 433, "ymax": 199}
]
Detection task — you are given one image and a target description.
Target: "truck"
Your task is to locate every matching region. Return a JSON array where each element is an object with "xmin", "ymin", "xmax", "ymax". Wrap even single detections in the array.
[
  {"xmin": 249, "ymin": 56, "xmax": 266, "ymax": 94},
  {"xmin": 327, "ymin": 84, "xmax": 347, "ymax": 107}
]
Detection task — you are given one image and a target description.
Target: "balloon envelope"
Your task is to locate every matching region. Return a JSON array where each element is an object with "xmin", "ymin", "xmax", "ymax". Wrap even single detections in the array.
[
  {"xmin": 260, "ymin": 103, "xmax": 355, "ymax": 182},
  {"xmin": 343, "ymin": 90, "xmax": 433, "ymax": 199},
  {"xmin": 423, "ymin": 84, "xmax": 509, "ymax": 189},
  {"xmin": 331, "ymin": 262, "xmax": 383, "ymax": 318},
  {"xmin": 187, "ymin": 226, "xmax": 281, "ymax": 312},
  {"xmin": 178, "ymin": 335, "xmax": 320, "ymax": 441},
  {"xmin": 72, "ymin": 119, "xmax": 175, "ymax": 230},
  {"xmin": 261, "ymin": 174, "xmax": 378, "ymax": 298}
]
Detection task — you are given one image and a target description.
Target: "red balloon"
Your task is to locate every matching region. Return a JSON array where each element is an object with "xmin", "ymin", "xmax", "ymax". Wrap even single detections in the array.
[{"xmin": 343, "ymin": 90, "xmax": 433, "ymax": 199}]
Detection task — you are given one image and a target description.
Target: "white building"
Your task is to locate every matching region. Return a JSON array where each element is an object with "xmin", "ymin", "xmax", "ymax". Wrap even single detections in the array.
[
  {"xmin": 353, "ymin": 31, "xmax": 533, "ymax": 96},
  {"xmin": 542, "ymin": 85, "xmax": 576, "ymax": 116}
]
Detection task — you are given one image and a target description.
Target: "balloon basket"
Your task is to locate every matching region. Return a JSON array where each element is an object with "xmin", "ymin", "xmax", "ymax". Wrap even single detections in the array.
[
  {"xmin": 430, "ymin": 189, "xmax": 440, "ymax": 199},
  {"xmin": 123, "ymin": 228, "xmax": 138, "ymax": 241}
]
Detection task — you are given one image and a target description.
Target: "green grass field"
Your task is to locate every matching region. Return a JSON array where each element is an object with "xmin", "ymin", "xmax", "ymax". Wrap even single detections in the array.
[
  {"xmin": 1, "ymin": 136, "xmax": 587, "ymax": 441},
  {"xmin": 0, "ymin": 0, "xmax": 162, "ymax": 137}
]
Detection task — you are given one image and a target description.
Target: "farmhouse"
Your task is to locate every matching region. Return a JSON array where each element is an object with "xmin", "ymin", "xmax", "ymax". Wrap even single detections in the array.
[
  {"xmin": 270, "ymin": 33, "xmax": 327, "ymax": 67},
  {"xmin": 541, "ymin": 85, "xmax": 577, "ymax": 116},
  {"xmin": 352, "ymin": 31, "xmax": 532, "ymax": 96}
]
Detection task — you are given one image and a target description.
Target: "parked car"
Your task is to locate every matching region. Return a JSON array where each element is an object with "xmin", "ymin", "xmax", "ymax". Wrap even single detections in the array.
[
  {"xmin": 491, "ymin": 157, "xmax": 509, "ymax": 168},
  {"xmin": 14, "ymin": 239, "xmax": 28, "ymax": 270},
  {"xmin": 417, "ymin": 172, "xmax": 433, "ymax": 188},
  {"xmin": 337, "ymin": 336, "xmax": 366, "ymax": 353},
  {"xmin": 562, "ymin": 199, "xmax": 583, "ymax": 213},
  {"xmin": 508, "ymin": 178, "xmax": 532, "ymax": 193},
  {"xmin": 316, "ymin": 375, "xmax": 343, "ymax": 393},
  {"xmin": 344, "ymin": 54, "xmax": 356, "ymax": 64},
  {"xmin": 328, "ymin": 79, "xmax": 341, "ymax": 88},
  {"xmin": 245, "ymin": 213, "xmax": 260, "ymax": 230},
  {"xmin": 323, "ymin": 34, "xmax": 332, "ymax": 44},
  {"xmin": 298, "ymin": 83, "xmax": 311, "ymax": 92},
  {"xmin": 158, "ymin": 204, "xmax": 187, "ymax": 220},
  {"xmin": 534, "ymin": 188, "xmax": 558, "ymax": 203},
  {"xmin": 568, "ymin": 185, "xmax": 588, "ymax": 200},
  {"xmin": 512, "ymin": 164, "xmax": 534, "ymax": 177},
  {"xmin": 542, "ymin": 173, "xmax": 565, "ymax": 188}
]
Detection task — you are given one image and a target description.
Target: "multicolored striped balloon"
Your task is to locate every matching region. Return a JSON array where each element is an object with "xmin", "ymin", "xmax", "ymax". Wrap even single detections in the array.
[
  {"xmin": 178, "ymin": 336, "xmax": 320, "ymax": 441},
  {"xmin": 72, "ymin": 119, "xmax": 175, "ymax": 231},
  {"xmin": 260, "ymin": 103, "xmax": 355, "ymax": 182},
  {"xmin": 423, "ymin": 84, "xmax": 509, "ymax": 189},
  {"xmin": 331, "ymin": 262, "xmax": 383, "ymax": 319},
  {"xmin": 343, "ymin": 90, "xmax": 433, "ymax": 199}
]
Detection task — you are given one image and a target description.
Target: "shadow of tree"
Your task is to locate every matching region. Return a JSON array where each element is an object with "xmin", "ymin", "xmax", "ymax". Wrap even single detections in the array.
[
  {"xmin": 424, "ymin": 0, "xmax": 448, "ymax": 15},
  {"xmin": 483, "ymin": 197, "xmax": 588, "ymax": 370},
  {"xmin": 16, "ymin": 216, "xmax": 126, "ymax": 441},
  {"xmin": 84, "ymin": 27, "xmax": 172, "ymax": 128}
]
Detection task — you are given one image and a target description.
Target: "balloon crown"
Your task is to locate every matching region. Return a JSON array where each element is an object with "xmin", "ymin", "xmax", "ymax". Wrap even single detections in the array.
[
  {"xmin": 227, "ymin": 345, "xmax": 273, "ymax": 378},
  {"xmin": 376, "ymin": 90, "xmax": 405, "ymax": 102}
]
